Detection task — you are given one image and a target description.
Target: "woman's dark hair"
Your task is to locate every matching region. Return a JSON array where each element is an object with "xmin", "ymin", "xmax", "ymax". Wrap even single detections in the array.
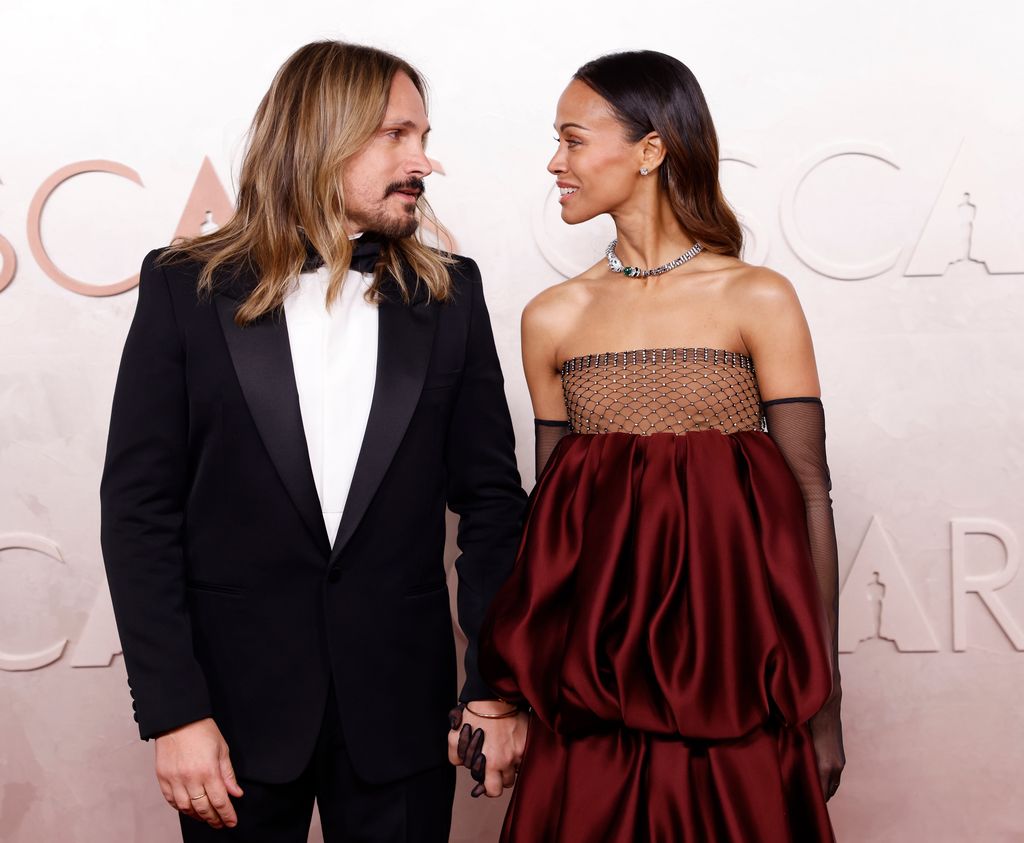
[{"xmin": 574, "ymin": 51, "xmax": 742, "ymax": 258}]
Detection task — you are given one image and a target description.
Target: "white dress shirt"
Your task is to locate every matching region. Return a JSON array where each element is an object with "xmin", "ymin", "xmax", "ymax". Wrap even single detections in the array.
[{"xmin": 284, "ymin": 261, "xmax": 378, "ymax": 546}]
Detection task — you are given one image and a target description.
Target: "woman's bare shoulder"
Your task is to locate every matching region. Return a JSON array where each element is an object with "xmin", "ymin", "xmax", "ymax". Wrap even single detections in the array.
[
  {"xmin": 717, "ymin": 260, "xmax": 801, "ymax": 312},
  {"xmin": 522, "ymin": 262, "xmax": 604, "ymax": 329}
]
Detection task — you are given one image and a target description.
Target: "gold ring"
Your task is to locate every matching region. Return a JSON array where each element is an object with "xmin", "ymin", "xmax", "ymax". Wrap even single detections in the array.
[{"xmin": 190, "ymin": 792, "xmax": 208, "ymax": 801}]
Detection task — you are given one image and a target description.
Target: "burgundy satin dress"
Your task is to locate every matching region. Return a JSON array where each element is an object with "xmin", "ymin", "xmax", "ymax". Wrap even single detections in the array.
[{"xmin": 480, "ymin": 348, "xmax": 835, "ymax": 842}]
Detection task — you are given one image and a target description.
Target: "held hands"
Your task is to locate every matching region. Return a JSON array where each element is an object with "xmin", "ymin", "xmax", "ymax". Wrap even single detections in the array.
[
  {"xmin": 154, "ymin": 717, "xmax": 244, "ymax": 829},
  {"xmin": 448, "ymin": 701, "xmax": 529, "ymax": 798}
]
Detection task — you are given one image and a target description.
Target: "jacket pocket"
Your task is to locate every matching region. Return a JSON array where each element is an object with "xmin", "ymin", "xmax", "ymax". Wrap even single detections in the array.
[
  {"xmin": 186, "ymin": 579, "xmax": 246, "ymax": 596},
  {"xmin": 421, "ymin": 369, "xmax": 462, "ymax": 391},
  {"xmin": 403, "ymin": 581, "xmax": 449, "ymax": 599}
]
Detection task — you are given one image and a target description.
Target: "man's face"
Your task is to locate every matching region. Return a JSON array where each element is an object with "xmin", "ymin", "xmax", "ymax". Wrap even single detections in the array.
[{"xmin": 342, "ymin": 72, "xmax": 432, "ymax": 238}]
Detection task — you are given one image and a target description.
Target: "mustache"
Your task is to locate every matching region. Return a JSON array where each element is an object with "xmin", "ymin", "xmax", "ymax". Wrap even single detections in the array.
[{"xmin": 385, "ymin": 178, "xmax": 426, "ymax": 197}]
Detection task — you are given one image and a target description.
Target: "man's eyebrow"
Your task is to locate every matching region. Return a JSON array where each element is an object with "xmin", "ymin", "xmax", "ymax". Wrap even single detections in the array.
[
  {"xmin": 556, "ymin": 122, "xmax": 590, "ymax": 132},
  {"xmin": 383, "ymin": 119, "xmax": 431, "ymax": 135}
]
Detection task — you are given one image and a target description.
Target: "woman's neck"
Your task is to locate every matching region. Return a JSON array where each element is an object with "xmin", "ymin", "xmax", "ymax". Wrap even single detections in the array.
[{"xmin": 610, "ymin": 192, "xmax": 696, "ymax": 271}]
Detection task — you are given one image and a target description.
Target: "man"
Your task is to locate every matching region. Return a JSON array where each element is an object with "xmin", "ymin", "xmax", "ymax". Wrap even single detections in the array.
[{"xmin": 100, "ymin": 41, "xmax": 527, "ymax": 842}]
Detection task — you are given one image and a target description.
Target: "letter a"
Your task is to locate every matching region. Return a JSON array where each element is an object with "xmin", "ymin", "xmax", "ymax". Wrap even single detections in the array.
[
  {"xmin": 839, "ymin": 516, "xmax": 940, "ymax": 652},
  {"xmin": 172, "ymin": 157, "xmax": 234, "ymax": 241}
]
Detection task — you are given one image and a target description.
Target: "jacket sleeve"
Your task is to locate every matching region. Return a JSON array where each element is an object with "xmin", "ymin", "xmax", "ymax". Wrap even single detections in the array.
[
  {"xmin": 99, "ymin": 250, "xmax": 212, "ymax": 739},
  {"xmin": 444, "ymin": 259, "xmax": 528, "ymax": 702}
]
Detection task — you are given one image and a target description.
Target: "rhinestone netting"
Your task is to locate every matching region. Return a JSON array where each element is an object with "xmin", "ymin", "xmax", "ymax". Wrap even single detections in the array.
[{"xmin": 561, "ymin": 347, "xmax": 764, "ymax": 435}]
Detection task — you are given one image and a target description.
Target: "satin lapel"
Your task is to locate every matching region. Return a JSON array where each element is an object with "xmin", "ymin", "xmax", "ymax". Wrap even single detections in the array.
[
  {"xmin": 329, "ymin": 284, "xmax": 439, "ymax": 563},
  {"xmin": 214, "ymin": 296, "xmax": 331, "ymax": 555}
]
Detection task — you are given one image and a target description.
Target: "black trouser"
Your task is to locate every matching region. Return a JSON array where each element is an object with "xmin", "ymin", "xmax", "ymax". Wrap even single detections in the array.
[{"xmin": 179, "ymin": 686, "xmax": 455, "ymax": 843}]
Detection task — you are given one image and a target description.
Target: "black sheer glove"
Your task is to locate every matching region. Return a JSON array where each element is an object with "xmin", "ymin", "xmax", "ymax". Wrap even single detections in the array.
[
  {"xmin": 535, "ymin": 419, "xmax": 570, "ymax": 480},
  {"xmin": 809, "ymin": 689, "xmax": 844, "ymax": 801},
  {"xmin": 763, "ymin": 397, "xmax": 845, "ymax": 801},
  {"xmin": 449, "ymin": 704, "xmax": 488, "ymax": 798}
]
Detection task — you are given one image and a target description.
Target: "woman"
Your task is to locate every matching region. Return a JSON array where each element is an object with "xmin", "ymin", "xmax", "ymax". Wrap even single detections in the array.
[{"xmin": 474, "ymin": 51, "xmax": 844, "ymax": 841}]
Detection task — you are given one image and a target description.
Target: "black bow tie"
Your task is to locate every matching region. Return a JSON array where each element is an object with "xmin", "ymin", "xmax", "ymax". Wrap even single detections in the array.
[{"xmin": 302, "ymin": 233, "xmax": 385, "ymax": 274}]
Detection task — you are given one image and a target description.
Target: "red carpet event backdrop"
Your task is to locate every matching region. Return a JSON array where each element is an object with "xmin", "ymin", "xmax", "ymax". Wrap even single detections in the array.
[{"xmin": 1, "ymin": 1, "xmax": 1022, "ymax": 840}]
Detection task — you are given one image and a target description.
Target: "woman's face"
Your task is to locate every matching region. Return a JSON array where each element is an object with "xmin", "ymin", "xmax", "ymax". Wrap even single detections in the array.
[{"xmin": 548, "ymin": 79, "xmax": 643, "ymax": 225}]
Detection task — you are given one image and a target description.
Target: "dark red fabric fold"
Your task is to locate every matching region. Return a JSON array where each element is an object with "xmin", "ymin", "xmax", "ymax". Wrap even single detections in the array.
[{"xmin": 480, "ymin": 430, "xmax": 834, "ymax": 842}]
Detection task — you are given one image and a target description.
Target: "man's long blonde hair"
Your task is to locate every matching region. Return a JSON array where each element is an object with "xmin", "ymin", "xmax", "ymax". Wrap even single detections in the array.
[{"xmin": 163, "ymin": 41, "xmax": 454, "ymax": 324}]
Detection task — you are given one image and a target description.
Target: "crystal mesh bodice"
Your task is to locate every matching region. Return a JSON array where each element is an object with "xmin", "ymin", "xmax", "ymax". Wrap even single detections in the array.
[{"xmin": 561, "ymin": 347, "xmax": 764, "ymax": 435}]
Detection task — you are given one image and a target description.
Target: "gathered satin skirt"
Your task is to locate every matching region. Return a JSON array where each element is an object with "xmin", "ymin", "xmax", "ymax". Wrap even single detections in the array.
[{"xmin": 480, "ymin": 430, "xmax": 835, "ymax": 842}]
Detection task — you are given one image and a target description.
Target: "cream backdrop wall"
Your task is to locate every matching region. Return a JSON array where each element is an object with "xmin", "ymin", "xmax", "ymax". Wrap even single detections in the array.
[{"xmin": 1, "ymin": 0, "xmax": 1022, "ymax": 840}]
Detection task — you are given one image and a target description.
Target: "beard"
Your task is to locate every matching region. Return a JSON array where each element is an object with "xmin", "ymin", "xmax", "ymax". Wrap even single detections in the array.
[
  {"xmin": 349, "ymin": 178, "xmax": 425, "ymax": 239},
  {"xmin": 350, "ymin": 203, "xmax": 418, "ymax": 239}
]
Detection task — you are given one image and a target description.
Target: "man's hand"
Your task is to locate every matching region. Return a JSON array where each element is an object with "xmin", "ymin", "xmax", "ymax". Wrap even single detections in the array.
[
  {"xmin": 155, "ymin": 717, "xmax": 244, "ymax": 828},
  {"xmin": 448, "ymin": 701, "xmax": 529, "ymax": 798}
]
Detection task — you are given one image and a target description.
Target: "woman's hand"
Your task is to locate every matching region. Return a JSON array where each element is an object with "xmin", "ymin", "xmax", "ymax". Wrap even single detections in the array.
[
  {"xmin": 809, "ymin": 693, "xmax": 845, "ymax": 801},
  {"xmin": 448, "ymin": 701, "xmax": 530, "ymax": 797}
]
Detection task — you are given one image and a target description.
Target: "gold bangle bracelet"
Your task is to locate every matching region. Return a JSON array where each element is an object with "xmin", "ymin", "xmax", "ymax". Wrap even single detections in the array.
[{"xmin": 464, "ymin": 702, "xmax": 520, "ymax": 719}]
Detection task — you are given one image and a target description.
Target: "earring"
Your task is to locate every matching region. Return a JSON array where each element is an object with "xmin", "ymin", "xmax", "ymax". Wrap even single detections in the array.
[{"xmin": 640, "ymin": 167, "xmax": 649, "ymax": 176}]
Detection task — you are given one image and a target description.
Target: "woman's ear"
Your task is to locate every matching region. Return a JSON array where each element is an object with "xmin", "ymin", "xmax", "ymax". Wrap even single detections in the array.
[{"xmin": 640, "ymin": 132, "xmax": 666, "ymax": 173}]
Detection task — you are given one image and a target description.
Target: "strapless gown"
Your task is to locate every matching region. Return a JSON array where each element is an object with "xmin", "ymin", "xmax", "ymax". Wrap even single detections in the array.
[{"xmin": 479, "ymin": 348, "xmax": 835, "ymax": 842}]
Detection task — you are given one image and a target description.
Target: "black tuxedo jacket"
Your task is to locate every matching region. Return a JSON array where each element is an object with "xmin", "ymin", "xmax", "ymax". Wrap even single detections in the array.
[{"xmin": 100, "ymin": 248, "xmax": 527, "ymax": 784}]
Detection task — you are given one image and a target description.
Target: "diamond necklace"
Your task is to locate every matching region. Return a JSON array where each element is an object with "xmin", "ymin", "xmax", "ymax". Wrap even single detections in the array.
[{"xmin": 605, "ymin": 239, "xmax": 704, "ymax": 278}]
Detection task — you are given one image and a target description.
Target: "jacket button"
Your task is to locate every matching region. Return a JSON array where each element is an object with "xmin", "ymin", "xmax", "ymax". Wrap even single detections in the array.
[{"xmin": 327, "ymin": 568, "xmax": 341, "ymax": 583}]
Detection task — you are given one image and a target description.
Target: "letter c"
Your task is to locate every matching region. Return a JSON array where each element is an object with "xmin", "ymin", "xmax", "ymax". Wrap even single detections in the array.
[
  {"xmin": 27, "ymin": 160, "xmax": 143, "ymax": 296},
  {"xmin": 0, "ymin": 533, "xmax": 68, "ymax": 670},
  {"xmin": 780, "ymin": 143, "xmax": 901, "ymax": 280}
]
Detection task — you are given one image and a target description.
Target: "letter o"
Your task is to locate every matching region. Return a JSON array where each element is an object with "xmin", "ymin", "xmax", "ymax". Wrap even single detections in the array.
[{"xmin": 0, "ymin": 233, "xmax": 15, "ymax": 293}]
